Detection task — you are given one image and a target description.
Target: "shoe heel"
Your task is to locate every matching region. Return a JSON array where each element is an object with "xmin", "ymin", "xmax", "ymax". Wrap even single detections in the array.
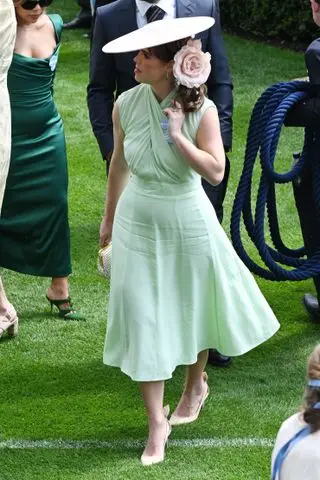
[
  {"xmin": 163, "ymin": 404, "xmax": 170, "ymax": 418},
  {"xmin": 7, "ymin": 319, "xmax": 18, "ymax": 337},
  {"xmin": 46, "ymin": 296, "xmax": 54, "ymax": 313},
  {"xmin": 45, "ymin": 295, "xmax": 84, "ymax": 320}
]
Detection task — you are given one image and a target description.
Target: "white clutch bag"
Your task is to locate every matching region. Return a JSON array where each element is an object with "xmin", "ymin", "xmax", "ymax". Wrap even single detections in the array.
[{"xmin": 97, "ymin": 242, "xmax": 112, "ymax": 278}]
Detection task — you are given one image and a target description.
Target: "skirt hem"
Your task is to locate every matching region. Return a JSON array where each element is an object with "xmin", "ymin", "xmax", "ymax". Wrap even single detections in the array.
[
  {"xmin": 0, "ymin": 264, "xmax": 72, "ymax": 277},
  {"xmin": 103, "ymin": 325, "xmax": 280, "ymax": 382}
]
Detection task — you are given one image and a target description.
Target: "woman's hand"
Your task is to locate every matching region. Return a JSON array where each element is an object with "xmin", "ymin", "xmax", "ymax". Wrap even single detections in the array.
[
  {"xmin": 163, "ymin": 101, "xmax": 185, "ymax": 140},
  {"xmin": 167, "ymin": 107, "xmax": 225, "ymax": 186},
  {"xmin": 100, "ymin": 217, "xmax": 113, "ymax": 247}
]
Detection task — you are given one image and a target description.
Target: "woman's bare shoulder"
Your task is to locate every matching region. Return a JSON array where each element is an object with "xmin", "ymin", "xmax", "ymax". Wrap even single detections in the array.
[{"xmin": 38, "ymin": 14, "xmax": 55, "ymax": 36}]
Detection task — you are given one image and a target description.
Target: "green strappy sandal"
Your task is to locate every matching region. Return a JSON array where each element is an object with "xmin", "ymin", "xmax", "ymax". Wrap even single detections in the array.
[{"xmin": 46, "ymin": 296, "xmax": 85, "ymax": 321}]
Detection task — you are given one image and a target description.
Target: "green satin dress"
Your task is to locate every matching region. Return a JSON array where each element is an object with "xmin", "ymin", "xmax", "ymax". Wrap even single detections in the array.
[{"xmin": 0, "ymin": 14, "xmax": 71, "ymax": 277}]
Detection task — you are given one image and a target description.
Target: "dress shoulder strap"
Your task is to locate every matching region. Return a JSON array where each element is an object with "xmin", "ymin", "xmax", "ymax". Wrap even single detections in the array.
[
  {"xmin": 48, "ymin": 14, "xmax": 63, "ymax": 43},
  {"xmin": 272, "ymin": 426, "xmax": 311, "ymax": 480},
  {"xmin": 117, "ymin": 85, "xmax": 147, "ymax": 133}
]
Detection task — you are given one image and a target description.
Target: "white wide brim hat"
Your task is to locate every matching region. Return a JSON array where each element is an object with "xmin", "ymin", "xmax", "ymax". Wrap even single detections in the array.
[{"xmin": 102, "ymin": 16, "xmax": 215, "ymax": 54}]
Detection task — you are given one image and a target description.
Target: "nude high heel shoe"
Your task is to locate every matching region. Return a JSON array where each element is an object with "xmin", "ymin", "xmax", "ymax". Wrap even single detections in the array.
[
  {"xmin": 140, "ymin": 405, "xmax": 171, "ymax": 466},
  {"xmin": 169, "ymin": 372, "xmax": 209, "ymax": 426},
  {"xmin": 0, "ymin": 308, "xmax": 19, "ymax": 339}
]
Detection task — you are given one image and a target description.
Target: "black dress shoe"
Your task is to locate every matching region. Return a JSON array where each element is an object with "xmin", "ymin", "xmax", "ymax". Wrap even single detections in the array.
[
  {"xmin": 207, "ymin": 349, "xmax": 232, "ymax": 367},
  {"xmin": 63, "ymin": 17, "xmax": 92, "ymax": 30},
  {"xmin": 303, "ymin": 293, "xmax": 320, "ymax": 323}
]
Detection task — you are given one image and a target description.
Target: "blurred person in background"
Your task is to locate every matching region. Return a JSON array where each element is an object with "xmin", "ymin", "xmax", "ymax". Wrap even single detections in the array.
[
  {"xmin": 285, "ymin": 0, "xmax": 320, "ymax": 323},
  {"xmin": 0, "ymin": 0, "xmax": 18, "ymax": 339},
  {"xmin": 271, "ymin": 344, "xmax": 320, "ymax": 479},
  {"xmin": 64, "ymin": 0, "xmax": 116, "ymax": 39},
  {"xmin": 63, "ymin": 0, "xmax": 92, "ymax": 29}
]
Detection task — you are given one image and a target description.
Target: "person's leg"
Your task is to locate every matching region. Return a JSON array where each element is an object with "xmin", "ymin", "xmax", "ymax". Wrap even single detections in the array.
[
  {"xmin": 47, "ymin": 278, "xmax": 84, "ymax": 320},
  {"xmin": 202, "ymin": 156, "xmax": 232, "ymax": 366},
  {"xmin": 0, "ymin": 275, "xmax": 18, "ymax": 337},
  {"xmin": 64, "ymin": 0, "xmax": 92, "ymax": 29},
  {"xmin": 313, "ymin": 276, "xmax": 320, "ymax": 300},
  {"xmin": 78, "ymin": 0, "xmax": 91, "ymax": 10},
  {"xmin": 171, "ymin": 350, "xmax": 209, "ymax": 419},
  {"xmin": 0, "ymin": 275, "xmax": 12, "ymax": 314},
  {"xmin": 201, "ymin": 155, "xmax": 230, "ymax": 223},
  {"xmin": 46, "ymin": 277, "xmax": 79, "ymax": 319},
  {"xmin": 77, "ymin": 0, "xmax": 92, "ymax": 21},
  {"xmin": 293, "ymin": 157, "xmax": 320, "ymax": 320},
  {"xmin": 47, "ymin": 277, "xmax": 69, "ymax": 300},
  {"xmin": 140, "ymin": 381, "xmax": 170, "ymax": 463}
]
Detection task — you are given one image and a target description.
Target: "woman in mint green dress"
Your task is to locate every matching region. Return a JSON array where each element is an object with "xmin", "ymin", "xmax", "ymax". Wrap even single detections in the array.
[
  {"xmin": 100, "ymin": 19, "xmax": 280, "ymax": 466},
  {"xmin": 0, "ymin": 1, "xmax": 82, "ymax": 320}
]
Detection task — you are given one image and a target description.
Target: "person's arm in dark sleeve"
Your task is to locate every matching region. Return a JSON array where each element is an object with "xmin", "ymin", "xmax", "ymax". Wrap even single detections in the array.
[
  {"xmin": 285, "ymin": 95, "xmax": 320, "ymax": 129},
  {"xmin": 87, "ymin": 7, "xmax": 115, "ymax": 159},
  {"xmin": 206, "ymin": 0, "xmax": 233, "ymax": 151},
  {"xmin": 306, "ymin": 38, "xmax": 320, "ymax": 84}
]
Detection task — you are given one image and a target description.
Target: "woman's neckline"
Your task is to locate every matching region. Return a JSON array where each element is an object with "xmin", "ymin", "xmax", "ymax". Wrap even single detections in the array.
[
  {"xmin": 149, "ymin": 85, "xmax": 177, "ymax": 108},
  {"xmin": 13, "ymin": 45, "xmax": 58, "ymax": 61}
]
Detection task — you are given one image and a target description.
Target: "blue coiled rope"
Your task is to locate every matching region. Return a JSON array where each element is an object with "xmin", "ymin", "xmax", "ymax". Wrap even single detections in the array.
[{"xmin": 230, "ymin": 80, "xmax": 320, "ymax": 281}]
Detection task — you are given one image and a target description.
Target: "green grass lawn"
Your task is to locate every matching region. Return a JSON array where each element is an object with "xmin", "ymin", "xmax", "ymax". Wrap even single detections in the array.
[{"xmin": 1, "ymin": 3, "xmax": 319, "ymax": 479}]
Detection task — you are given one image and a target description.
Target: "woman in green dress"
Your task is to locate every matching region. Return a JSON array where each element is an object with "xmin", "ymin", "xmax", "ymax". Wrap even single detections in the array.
[
  {"xmin": 100, "ymin": 19, "xmax": 279, "ymax": 466},
  {"xmin": 0, "ymin": 0, "xmax": 82, "ymax": 320}
]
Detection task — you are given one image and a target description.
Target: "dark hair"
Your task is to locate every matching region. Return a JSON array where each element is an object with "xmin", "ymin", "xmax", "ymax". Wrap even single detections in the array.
[
  {"xmin": 303, "ymin": 345, "xmax": 320, "ymax": 433},
  {"xmin": 150, "ymin": 38, "xmax": 207, "ymax": 113}
]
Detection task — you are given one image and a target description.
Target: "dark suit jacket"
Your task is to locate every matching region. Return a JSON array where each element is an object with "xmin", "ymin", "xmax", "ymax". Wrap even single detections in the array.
[
  {"xmin": 95, "ymin": 0, "xmax": 116, "ymax": 10},
  {"xmin": 286, "ymin": 38, "xmax": 320, "ymax": 129},
  {"xmin": 87, "ymin": 0, "xmax": 233, "ymax": 158}
]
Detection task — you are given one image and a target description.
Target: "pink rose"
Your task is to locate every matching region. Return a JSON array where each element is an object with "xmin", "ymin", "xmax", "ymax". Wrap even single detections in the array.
[{"xmin": 173, "ymin": 39, "xmax": 211, "ymax": 89}]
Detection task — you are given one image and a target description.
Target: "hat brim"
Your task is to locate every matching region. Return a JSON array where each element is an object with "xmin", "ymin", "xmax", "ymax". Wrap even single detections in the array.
[{"xmin": 102, "ymin": 16, "xmax": 215, "ymax": 54}]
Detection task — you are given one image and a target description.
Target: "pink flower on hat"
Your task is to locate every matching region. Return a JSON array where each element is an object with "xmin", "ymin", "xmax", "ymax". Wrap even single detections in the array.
[{"xmin": 173, "ymin": 39, "xmax": 211, "ymax": 88}]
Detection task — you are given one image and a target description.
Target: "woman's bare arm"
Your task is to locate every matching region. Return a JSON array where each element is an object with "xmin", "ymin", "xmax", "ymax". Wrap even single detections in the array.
[{"xmin": 166, "ymin": 104, "xmax": 225, "ymax": 185}]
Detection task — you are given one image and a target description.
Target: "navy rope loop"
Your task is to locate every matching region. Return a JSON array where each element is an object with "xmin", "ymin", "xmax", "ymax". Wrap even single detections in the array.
[{"xmin": 231, "ymin": 81, "xmax": 320, "ymax": 281}]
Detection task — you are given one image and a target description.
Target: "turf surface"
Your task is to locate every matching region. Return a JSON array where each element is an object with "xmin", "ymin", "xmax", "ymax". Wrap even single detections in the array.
[{"xmin": 1, "ymin": 2, "xmax": 319, "ymax": 478}]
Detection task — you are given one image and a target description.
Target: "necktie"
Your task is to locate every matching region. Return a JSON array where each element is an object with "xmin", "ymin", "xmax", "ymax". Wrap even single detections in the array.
[{"xmin": 146, "ymin": 5, "xmax": 165, "ymax": 23}]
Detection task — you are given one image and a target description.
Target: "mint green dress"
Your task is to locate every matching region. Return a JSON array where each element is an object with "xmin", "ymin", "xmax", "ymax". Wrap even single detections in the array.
[
  {"xmin": 0, "ymin": 14, "xmax": 71, "ymax": 277},
  {"xmin": 103, "ymin": 84, "xmax": 280, "ymax": 382}
]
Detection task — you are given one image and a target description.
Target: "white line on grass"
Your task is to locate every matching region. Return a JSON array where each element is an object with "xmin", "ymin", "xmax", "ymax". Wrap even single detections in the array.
[{"xmin": 0, "ymin": 438, "xmax": 274, "ymax": 449}]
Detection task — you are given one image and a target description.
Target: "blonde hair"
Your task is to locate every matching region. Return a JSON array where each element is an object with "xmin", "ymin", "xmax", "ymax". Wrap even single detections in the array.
[{"xmin": 303, "ymin": 344, "xmax": 320, "ymax": 433}]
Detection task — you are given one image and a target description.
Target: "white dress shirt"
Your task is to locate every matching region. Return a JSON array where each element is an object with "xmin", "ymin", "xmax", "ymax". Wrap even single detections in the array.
[{"xmin": 135, "ymin": 0, "xmax": 176, "ymax": 28}]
